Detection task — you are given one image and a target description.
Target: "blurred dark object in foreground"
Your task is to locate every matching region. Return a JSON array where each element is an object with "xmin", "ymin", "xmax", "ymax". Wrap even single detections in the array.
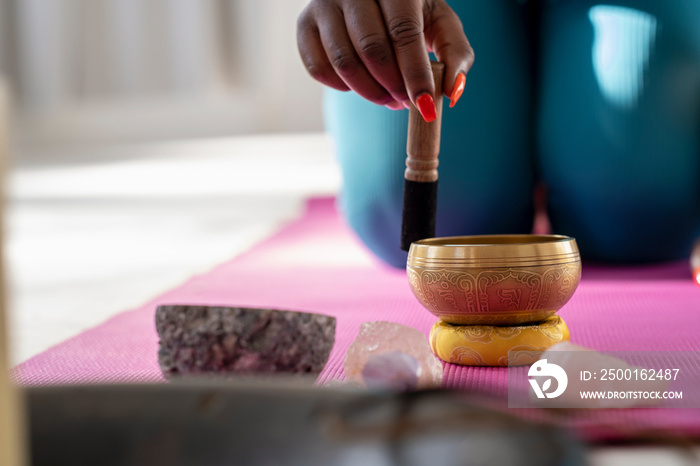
[{"xmin": 27, "ymin": 380, "xmax": 584, "ymax": 466}]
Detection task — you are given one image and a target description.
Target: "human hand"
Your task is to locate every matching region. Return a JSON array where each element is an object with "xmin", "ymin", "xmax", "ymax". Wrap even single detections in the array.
[{"xmin": 297, "ymin": 0, "xmax": 474, "ymax": 121}]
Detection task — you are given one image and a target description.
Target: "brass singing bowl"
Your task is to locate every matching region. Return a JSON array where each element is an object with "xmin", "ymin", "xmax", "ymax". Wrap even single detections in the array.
[{"xmin": 407, "ymin": 235, "xmax": 581, "ymax": 325}]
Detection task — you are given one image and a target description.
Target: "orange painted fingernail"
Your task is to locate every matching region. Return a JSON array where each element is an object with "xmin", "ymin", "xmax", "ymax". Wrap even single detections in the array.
[
  {"xmin": 694, "ymin": 267, "xmax": 700, "ymax": 287},
  {"xmin": 416, "ymin": 93, "xmax": 436, "ymax": 122},
  {"xmin": 449, "ymin": 73, "xmax": 466, "ymax": 108}
]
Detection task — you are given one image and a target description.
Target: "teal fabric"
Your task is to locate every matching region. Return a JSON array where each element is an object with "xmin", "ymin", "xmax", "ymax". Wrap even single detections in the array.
[{"xmin": 325, "ymin": 0, "xmax": 700, "ymax": 267}]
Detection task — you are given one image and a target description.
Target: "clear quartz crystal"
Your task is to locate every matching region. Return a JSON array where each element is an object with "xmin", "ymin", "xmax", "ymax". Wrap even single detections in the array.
[{"xmin": 344, "ymin": 321, "xmax": 443, "ymax": 390}]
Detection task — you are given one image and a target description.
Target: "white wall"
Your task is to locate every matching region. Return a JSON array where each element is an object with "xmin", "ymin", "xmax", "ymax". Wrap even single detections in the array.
[{"xmin": 4, "ymin": 0, "xmax": 324, "ymax": 148}]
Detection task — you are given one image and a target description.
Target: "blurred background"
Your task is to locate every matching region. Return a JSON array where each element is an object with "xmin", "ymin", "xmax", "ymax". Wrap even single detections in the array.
[
  {"xmin": 0, "ymin": 0, "xmax": 340, "ymax": 363},
  {"xmin": 1, "ymin": 0, "xmax": 323, "ymax": 148}
]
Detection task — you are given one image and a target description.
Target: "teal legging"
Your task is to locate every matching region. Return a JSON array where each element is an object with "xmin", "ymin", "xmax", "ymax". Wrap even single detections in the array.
[{"xmin": 325, "ymin": 0, "xmax": 700, "ymax": 268}]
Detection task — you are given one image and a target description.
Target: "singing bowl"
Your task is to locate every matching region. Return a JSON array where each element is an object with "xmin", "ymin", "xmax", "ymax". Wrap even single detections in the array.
[{"xmin": 407, "ymin": 235, "xmax": 581, "ymax": 325}]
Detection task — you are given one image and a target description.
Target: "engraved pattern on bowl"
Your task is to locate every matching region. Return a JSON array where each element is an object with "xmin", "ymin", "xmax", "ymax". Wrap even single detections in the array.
[{"xmin": 407, "ymin": 235, "xmax": 581, "ymax": 325}]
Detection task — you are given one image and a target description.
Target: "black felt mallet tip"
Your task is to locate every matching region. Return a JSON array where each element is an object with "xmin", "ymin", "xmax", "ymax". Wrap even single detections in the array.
[{"xmin": 400, "ymin": 179, "xmax": 438, "ymax": 251}]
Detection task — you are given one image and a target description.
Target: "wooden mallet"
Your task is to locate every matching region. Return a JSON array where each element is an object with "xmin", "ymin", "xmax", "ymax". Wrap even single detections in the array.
[{"xmin": 400, "ymin": 61, "xmax": 445, "ymax": 251}]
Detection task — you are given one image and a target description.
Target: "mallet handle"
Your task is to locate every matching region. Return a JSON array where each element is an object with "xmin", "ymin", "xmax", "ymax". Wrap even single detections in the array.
[{"xmin": 405, "ymin": 61, "xmax": 445, "ymax": 182}]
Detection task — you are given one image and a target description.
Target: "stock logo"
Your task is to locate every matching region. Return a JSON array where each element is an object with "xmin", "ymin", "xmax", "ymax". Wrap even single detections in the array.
[{"xmin": 528, "ymin": 359, "xmax": 568, "ymax": 399}]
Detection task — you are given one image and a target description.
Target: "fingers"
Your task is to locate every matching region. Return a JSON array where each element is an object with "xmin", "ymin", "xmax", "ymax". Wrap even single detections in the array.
[
  {"xmin": 316, "ymin": 3, "xmax": 396, "ymax": 105},
  {"xmin": 297, "ymin": 11, "xmax": 350, "ymax": 92},
  {"xmin": 344, "ymin": 0, "xmax": 409, "ymax": 104},
  {"xmin": 424, "ymin": 0, "xmax": 475, "ymax": 107},
  {"xmin": 296, "ymin": 0, "xmax": 474, "ymax": 115},
  {"xmin": 377, "ymin": 0, "xmax": 435, "ymax": 109}
]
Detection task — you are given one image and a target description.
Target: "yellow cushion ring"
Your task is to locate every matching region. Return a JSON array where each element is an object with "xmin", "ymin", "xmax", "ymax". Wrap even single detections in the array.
[{"xmin": 429, "ymin": 316, "xmax": 570, "ymax": 367}]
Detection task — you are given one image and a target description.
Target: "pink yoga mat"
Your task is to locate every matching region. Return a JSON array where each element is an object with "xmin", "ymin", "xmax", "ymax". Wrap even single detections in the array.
[{"xmin": 12, "ymin": 197, "xmax": 700, "ymax": 440}]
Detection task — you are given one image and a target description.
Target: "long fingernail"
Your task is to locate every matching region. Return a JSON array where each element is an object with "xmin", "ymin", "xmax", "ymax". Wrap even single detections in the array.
[
  {"xmin": 416, "ymin": 94, "xmax": 437, "ymax": 122},
  {"xmin": 449, "ymin": 73, "xmax": 466, "ymax": 108}
]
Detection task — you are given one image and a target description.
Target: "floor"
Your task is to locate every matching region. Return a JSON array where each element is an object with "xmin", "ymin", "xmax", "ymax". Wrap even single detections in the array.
[
  {"xmin": 7, "ymin": 132, "xmax": 340, "ymax": 364},
  {"xmin": 5, "ymin": 132, "xmax": 699, "ymax": 465}
]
